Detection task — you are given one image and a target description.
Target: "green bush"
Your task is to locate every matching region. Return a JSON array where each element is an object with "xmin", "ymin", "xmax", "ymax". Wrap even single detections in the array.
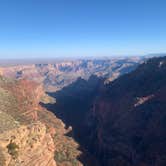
[{"xmin": 7, "ymin": 142, "xmax": 19, "ymax": 159}]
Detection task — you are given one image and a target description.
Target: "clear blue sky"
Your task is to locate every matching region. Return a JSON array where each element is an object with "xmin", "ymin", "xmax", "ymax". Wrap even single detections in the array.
[{"xmin": 0, "ymin": 0, "xmax": 166, "ymax": 58}]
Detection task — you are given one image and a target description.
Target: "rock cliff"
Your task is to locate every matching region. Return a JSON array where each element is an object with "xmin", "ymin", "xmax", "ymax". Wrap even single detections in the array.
[{"xmin": 0, "ymin": 76, "xmax": 84, "ymax": 166}]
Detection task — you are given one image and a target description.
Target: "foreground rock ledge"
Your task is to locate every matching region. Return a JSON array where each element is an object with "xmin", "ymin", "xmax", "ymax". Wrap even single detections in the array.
[{"xmin": 0, "ymin": 121, "xmax": 56, "ymax": 166}]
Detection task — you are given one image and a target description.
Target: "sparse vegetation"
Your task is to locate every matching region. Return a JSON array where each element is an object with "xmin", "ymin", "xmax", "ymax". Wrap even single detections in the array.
[
  {"xmin": 54, "ymin": 150, "xmax": 79, "ymax": 166},
  {"xmin": 54, "ymin": 151, "xmax": 67, "ymax": 163},
  {"xmin": 7, "ymin": 142, "xmax": 19, "ymax": 159},
  {"xmin": 0, "ymin": 75, "xmax": 82, "ymax": 165},
  {"xmin": 0, "ymin": 111, "xmax": 19, "ymax": 132},
  {"xmin": 54, "ymin": 133, "xmax": 80, "ymax": 166}
]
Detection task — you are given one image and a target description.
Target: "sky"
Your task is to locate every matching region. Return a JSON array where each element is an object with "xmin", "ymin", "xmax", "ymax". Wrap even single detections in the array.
[{"xmin": 0, "ymin": 0, "xmax": 166, "ymax": 59}]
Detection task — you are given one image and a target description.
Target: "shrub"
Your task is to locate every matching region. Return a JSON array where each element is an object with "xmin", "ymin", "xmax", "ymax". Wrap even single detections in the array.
[
  {"xmin": 7, "ymin": 142, "xmax": 19, "ymax": 159},
  {"xmin": 54, "ymin": 150, "xmax": 79, "ymax": 166}
]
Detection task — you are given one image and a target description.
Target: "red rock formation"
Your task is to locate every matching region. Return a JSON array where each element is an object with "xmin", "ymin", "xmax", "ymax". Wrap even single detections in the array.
[{"xmin": 3, "ymin": 79, "xmax": 44, "ymax": 121}]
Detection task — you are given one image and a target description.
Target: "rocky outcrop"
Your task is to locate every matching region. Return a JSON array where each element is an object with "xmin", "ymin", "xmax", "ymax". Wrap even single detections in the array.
[
  {"xmin": 0, "ymin": 122, "xmax": 56, "ymax": 166},
  {"xmin": 134, "ymin": 94, "xmax": 154, "ymax": 107},
  {"xmin": 0, "ymin": 75, "xmax": 85, "ymax": 166},
  {"xmin": 1, "ymin": 78, "xmax": 45, "ymax": 122}
]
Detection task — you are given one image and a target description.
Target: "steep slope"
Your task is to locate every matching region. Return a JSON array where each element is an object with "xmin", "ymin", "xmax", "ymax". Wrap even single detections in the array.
[
  {"xmin": 44, "ymin": 75, "xmax": 103, "ymax": 137},
  {"xmin": 0, "ymin": 76, "xmax": 86, "ymax": 166},
  {"xmin": 89, "ymin": 56, "xmax": 166, "ymax": 166},
  {"xmin": 0, "ymin": 77, "xmax": 57, "ymax": 166}
]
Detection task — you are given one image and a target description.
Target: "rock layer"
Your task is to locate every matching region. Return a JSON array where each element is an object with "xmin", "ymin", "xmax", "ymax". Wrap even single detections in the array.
[{"xmin": 0, "ymin": 58, "xmax": 142, "ymax": 91}]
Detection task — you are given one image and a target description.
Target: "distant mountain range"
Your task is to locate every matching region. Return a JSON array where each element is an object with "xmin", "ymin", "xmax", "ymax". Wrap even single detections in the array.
[{"xmin": 0, "ymin": 57, "xmax": 143, "ymax": 92}]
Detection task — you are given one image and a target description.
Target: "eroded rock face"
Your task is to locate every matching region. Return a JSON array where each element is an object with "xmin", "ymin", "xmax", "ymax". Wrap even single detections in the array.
[
  {"xmin": 0, "ymin": 76, "xmax": 83, "ymax": 166},
  {"xmin": 0, "ymin": 122, "xmax": 56, "ymax": 166},
  {"xmin": 0, "ymin": 58, "xmax": 142, "ymax": 92},
  {"xmin": 1, "ymin": 78, "xmax": 45, "ymax": 122}
]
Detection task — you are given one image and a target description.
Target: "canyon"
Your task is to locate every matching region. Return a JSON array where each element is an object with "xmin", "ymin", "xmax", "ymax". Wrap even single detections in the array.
[
  {"xmin": 0, "ymin": 56, "xmax": 166, "ymax": 166},
  {"xmin": 48, "ymin": 56, "xmax": 166, "ymax": 166}
]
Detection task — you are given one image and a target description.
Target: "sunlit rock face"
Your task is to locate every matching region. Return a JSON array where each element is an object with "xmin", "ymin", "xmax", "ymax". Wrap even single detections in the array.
[
  {"xmin": 0, "ymin": 122, "xmax": 56, "ymax": 166},
  {"xmin": 0, "ymin": 77, "xmax": 56, "ymax": 166},
  {"xmin": 0, "ymin": 76, "xmax": 84, "ymax": 166}
]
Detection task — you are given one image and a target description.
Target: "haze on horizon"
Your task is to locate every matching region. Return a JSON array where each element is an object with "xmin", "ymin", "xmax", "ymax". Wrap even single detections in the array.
[{"xmin": 0, "ymin": 0, "xmax": 166, "ymax": 59}]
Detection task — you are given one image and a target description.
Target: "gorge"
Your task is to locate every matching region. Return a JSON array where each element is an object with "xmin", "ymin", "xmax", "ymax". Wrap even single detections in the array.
[{"xmin": 0, "ymin": 56, "xmax": 166, "ymax": 166}]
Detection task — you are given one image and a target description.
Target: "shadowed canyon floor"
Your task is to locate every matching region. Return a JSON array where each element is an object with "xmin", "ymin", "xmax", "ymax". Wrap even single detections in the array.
[{"xmin": 41, "ymin": 75, "xmax": 103, "ymax": 166}]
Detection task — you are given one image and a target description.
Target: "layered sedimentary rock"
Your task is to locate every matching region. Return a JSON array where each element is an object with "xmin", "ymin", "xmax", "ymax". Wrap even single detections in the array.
[{"xmin": 0, "ymin": 58, "xmax": 142, "ymax": 91}]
